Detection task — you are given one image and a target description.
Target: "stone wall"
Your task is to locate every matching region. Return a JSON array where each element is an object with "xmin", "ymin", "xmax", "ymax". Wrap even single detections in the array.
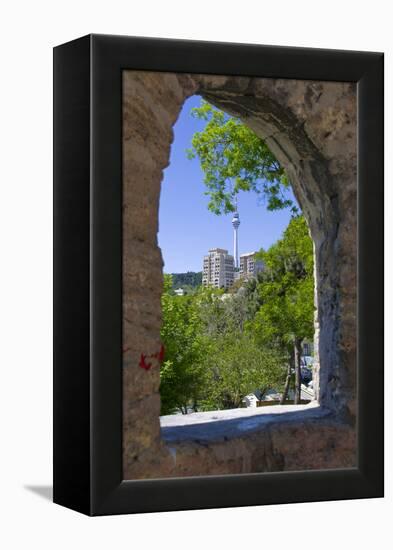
[{"xmin": 122, "ymin": 71, "xmax": 357, "ymax": 480}]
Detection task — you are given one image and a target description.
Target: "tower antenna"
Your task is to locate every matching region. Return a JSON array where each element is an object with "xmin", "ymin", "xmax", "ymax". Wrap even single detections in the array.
[{"xmin": 231, "ymin": 196, "xmax": 240, "ymax": 269}]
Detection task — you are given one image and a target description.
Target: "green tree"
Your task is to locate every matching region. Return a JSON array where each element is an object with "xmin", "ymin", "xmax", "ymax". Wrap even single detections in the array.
[
  {"xmin": 160, "ymin": 277, "xmax": 286, "ymax": 414},
  {"xmin": 197, "ymin": 283, "xmax": 260, "ymax": 337},
  {"xmin": 160, "ymin": 275, "xmax": 206, "ymax": 414},
  {"xmin": 199, "ymin": 333, "xmax": 285, "ymax": 410},
  {"xmin": 250, "ymin": 216, "xmax": 314, "ymax": 404},
  {"xmin": 196, "ymin": 286, "xmax": 227, "ymax": 337},
  {"xmin": 187, "ymin": 100, "xmax": 296, "ymax": 215}
]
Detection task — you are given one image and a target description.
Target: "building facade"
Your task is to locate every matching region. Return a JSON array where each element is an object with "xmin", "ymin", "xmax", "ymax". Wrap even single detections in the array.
[
  {"xmin": 202, "ymin": 248, "xmax": 234, "ymax": 289},
  {"xmin": 239, "ymin": 252, "xmax": 264, "ymax": 281}
]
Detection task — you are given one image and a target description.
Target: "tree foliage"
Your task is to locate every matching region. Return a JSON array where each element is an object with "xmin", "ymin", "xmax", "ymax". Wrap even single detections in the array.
[
  {"xmin": 160, "ymin": 275, "xmax": 286, "ymax": 414},
  {"xmin": 187, "ymin": 100, "xmax": 296, "ymax": 215},
  {"xmin": 249, "ymin": 216, "xmax": 315, "ymax": 403},
  {"xmin": 199, "ymin": 334, "xmax": 285, "ymax": 411},
  {"xmin": 160, "ymin": 275, "xmax": 207, "ymax": 414},
  {"xmin": 252, "ymin": 215, "xmax": 314, "ymax": 347}
]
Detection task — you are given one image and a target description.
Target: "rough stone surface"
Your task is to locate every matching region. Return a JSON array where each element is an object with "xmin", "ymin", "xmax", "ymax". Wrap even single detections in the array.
[
  {"xmin": 162, "ymin": 406, "xmax": 356, "ymax": 477},
  {"xmin": 122, "ymin": 71, "xmax": 357, "ymax": 480}
]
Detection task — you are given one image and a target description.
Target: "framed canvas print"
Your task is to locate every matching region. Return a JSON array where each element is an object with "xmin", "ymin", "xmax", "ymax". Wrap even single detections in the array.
[{"xmin": 53, "ymin": 34, "xmax": 384, "ymax": 516}]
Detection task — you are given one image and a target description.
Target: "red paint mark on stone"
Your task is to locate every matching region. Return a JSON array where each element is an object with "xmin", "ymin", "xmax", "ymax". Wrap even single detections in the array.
[
  {"xmin": 139, "ymin": 353, "xmax": 152, "ymax": 371},
  {"xmin": 139, "ymin": 346, "xmax": 164, "ymax": 371}
]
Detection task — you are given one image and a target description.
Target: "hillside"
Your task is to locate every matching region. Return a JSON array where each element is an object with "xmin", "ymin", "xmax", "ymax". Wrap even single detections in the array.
[{"xmin": 171, "ymin": 271, "xmax": 202, "ymax": 289}]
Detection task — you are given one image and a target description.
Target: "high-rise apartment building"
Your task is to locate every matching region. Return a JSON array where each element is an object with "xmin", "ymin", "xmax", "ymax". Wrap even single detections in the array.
[
  {"xmin": 202, "ymin": 248, "xmax": 234, "ymax": 289},
  {"xmin": 239, "ymin": 252, "xmax": 264, "ymax": 280}
]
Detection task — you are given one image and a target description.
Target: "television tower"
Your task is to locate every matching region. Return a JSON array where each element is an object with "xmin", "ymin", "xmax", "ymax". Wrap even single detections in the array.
[{"xmin": 232, "ymin": 197, "xmax": 240, "ymax": 268}]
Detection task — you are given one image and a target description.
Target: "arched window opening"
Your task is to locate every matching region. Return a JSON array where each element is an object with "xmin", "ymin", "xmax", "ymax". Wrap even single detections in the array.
[{"xmin": 158, "ymin": 95, "xmax": 316, "ymax": 419}]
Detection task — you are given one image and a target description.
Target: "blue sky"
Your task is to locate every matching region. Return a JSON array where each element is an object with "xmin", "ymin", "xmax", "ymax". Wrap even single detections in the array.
[{"xmin": 158, "ymin": 95, "xmax": 297, "ymax": 274}]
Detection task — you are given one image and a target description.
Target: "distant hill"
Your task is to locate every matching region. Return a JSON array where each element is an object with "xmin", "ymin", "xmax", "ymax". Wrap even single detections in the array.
[{"xmin": 171, "ymin": 271, "xmax": 202, "ymax": 289}]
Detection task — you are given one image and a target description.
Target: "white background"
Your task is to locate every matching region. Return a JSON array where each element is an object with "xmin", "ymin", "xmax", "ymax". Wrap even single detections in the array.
[{"xmin": 0, "ymin": 1, "xmax": 390, "ymax": 548}]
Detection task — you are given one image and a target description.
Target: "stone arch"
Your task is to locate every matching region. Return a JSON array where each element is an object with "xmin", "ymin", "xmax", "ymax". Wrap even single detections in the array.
[{"xmin": 122, "ymin": 71, "xmax": 357, "ymax": 479}]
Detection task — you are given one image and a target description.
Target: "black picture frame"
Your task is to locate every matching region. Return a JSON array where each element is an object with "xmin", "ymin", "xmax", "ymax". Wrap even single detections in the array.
[{"xmin": 53, "ymin": 34, "xmax": 384, "ymax": 516}]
